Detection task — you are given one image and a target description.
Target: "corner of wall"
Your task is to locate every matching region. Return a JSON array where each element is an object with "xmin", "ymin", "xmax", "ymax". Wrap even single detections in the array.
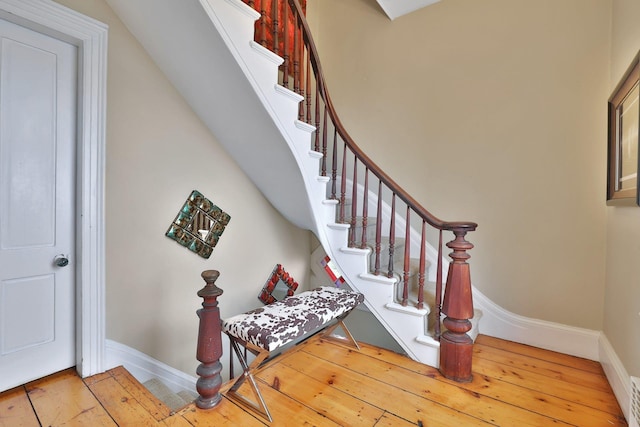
[
  {"xmin": 599, "ymin": 333, "xmax": 632, "ymax": 422},
  {"xmin": 105, "ymin": 340, "xmax": 197, "ymax": 395},
  {"xmin": 473, "ymin": 286, "xmax": 601, "ymax": 360}
]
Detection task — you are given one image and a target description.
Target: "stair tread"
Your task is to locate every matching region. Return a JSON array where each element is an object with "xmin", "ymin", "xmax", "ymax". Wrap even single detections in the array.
[{"xmin": 143, "ymin": 378, "xmax": 192, "ymax": 412}]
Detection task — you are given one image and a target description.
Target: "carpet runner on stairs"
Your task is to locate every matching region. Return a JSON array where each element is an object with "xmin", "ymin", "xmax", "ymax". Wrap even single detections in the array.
[{"xmin": 142, "ymin": 378, "xmax": 197, "ymax": 412}]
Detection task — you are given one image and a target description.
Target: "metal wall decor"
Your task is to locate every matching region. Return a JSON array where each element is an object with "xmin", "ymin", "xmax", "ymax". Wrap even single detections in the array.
[
  {"xmin": 258, "ymin": 264, "xmax": 298, "ymax": 304},
  {"xmin": 166, "ymin": 190, "xmax": 230, "ymax": 259}
]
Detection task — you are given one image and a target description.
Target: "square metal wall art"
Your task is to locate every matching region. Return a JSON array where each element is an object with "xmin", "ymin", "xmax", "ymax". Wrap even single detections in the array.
[{"xmin": 166, "ymin": 190, "xmax": 230, "ymax": 259}]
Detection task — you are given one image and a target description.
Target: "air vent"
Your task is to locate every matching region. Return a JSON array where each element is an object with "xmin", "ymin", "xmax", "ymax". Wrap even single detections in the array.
[{"xmin": 631, "ymin": 376, "xmax": 640, "ymax": 427}]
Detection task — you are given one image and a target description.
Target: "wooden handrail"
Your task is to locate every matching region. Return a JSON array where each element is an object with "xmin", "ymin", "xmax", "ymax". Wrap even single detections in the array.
[
  {"xmin": 285, "ymin": 0, "xmax": 477, "ymax": 234},
  {"xmin": 243, "ymin": 0, "xmax": 477, "ymax": 382}
]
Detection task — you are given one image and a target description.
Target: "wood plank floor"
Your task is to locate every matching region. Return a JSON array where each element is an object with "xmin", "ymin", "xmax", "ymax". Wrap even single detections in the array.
[{"xmin": 0, "ymin": 334, "xmax": 627, "ymax": 426}]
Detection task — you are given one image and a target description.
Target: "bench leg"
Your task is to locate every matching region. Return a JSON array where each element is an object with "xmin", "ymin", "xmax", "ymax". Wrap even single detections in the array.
[
  {"xmin": 224, "ymin": 338, "xmax": 273, "ymax": 422},
  {"xmin": 321, "ymin": 319, "xmax": 360, "ymax": 350}
]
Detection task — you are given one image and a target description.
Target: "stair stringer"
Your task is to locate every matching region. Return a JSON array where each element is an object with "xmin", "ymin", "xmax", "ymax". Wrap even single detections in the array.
[
  {"xmin": 197, "ymin": 0, "xmax": 327, "ymax": 231},
  {"xmin": 104, "ymin": 0, "xmax": 318, "ymax": 231}
]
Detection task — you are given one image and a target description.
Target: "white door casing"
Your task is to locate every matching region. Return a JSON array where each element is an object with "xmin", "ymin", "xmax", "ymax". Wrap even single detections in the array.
[
  {"xmin": 0, "ymin": 17, "xmax": 77, "ymax": 391},
  {"xmin": 0, "ymin": 0, "xmax": 107, "ymax": 380}
]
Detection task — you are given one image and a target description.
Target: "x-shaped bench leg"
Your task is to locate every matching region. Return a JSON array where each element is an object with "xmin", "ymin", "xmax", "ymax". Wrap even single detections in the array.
[
  {"xmin": 224, "ymin": 338, "xmax": 273, "ymax": 422},
  {"xmin": 321, "ymin": 319, "xmax": 361, "ymax": 350}
]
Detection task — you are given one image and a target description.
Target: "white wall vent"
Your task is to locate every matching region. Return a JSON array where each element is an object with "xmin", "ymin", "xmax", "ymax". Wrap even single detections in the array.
[{"xmin": 631, "ymin": 376, "xmax": 640, "ymax": 427}]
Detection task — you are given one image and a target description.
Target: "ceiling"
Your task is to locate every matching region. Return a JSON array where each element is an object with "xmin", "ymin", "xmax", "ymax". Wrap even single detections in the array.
[{"xmin": 376, "ymin": 0, "xmax": 440, "ymax": 20}]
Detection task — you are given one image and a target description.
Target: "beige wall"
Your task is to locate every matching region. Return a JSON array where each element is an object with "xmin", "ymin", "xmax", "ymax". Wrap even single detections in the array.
[
  {"xmin": 53, "ymin": 0, "xmax": 311, "ymax": 375},
  {"xmin": 606, "ymin": 0, "xmax": 640, "ymax": 377},
  {"xmin": 50, "ymin": 0, "xmax": 640, "ymax": 380},
  {"xmin": 312, "ymin": 0, "xmax": 610, "ymax": 330}
]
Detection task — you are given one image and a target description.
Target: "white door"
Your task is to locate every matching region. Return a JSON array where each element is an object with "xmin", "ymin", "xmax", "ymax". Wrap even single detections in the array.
[{"xmin": 0, "ymin": 18, "xmax": 77, "ymax": 392}]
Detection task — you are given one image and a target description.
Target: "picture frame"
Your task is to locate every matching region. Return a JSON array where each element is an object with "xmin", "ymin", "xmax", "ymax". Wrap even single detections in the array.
[
  {"xmin": 258, "ymin": 264, "xmax": 298, "ymax": 304},
  {"xmin": 607, "ymin": 51, "xmax": 640, "ymax": 206}
]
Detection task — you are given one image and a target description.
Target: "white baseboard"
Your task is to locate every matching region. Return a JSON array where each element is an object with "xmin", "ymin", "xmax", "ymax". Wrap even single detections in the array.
[
  {"xmin": 599, "ymin": 334, "xmax": 631, "ymax": 423},
  {"xmin": 473, "ymin": 287, "xmax": 632, "ymax": 424},
  {"xmin": 105, "ymin": 340, "xmax": 197, "ymax": 395},
  {"xmin": 104, "ymin": 327, "xmax": 632, "ymax": 424},
  {"xmin": 473, "ymin": 286, "xmax": 601, "ymax": 361}
]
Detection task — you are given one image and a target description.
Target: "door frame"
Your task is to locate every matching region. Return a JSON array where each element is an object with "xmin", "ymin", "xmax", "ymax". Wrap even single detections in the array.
[{"xmin": 0, "ymin": 0, "xmax": 107, "ymax": 378}]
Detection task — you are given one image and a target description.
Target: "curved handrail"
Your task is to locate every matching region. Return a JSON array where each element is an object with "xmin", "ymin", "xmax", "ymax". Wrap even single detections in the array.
[{"xmin": 286, "ymin": 0, "xmax": 476, "ymax": 234}]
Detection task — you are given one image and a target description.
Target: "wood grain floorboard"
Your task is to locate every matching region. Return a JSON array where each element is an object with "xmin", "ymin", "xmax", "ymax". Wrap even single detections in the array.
[
  {"xmin": 473, "ymin": 343, "xmax": 612, "ymax": 393},
  {"xmin": 0, "ymin": 334, "xmax": 627, "ymax": 426},
  {"xmin": 475, "ymin": 335, "xmax": 604, "ymax": 374},
  {"xmin": 342, "ymin": 338, "xmax": 625, "ymax": 427},
  {"xmin": 257, "ymin": 362, "xmax": 385, "ymax": 425},
  {"xmin": 88, "ymin": 375, "xmax": 163, "ymax": 426},
  {"xmin": 25, "ymin": 369, "xmax": 116, "ymax": 426},
  {"xmin": 276, "ymin": 346, "xmax": 494, "ymax": 426},
  {"xmin": 299, "ymin": 339, "xmax": 576, "ymax": 426},
  {"xmin": 110, "ymin": 366, "xmax": 173, "ymax": 421},
  {"xmin": 178, "ymin": 398, "xmax": 267, "ymax": 426},
  {"xmin": 0, "ymin": 386, "xmax": 40, "ymax": 427}
]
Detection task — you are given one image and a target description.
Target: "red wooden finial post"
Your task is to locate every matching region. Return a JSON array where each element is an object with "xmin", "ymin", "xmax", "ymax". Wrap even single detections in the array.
[
  {"xmin": 195, "ymin": 270, "xmax": 224, "ymax": 409},
  {"xmin": 439, "ymin": 229, "xmax": 475, "ymax": 383}
]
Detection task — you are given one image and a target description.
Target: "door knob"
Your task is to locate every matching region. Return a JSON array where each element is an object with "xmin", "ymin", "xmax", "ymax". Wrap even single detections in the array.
[{"xmin": 54, "ymin": 255, "xmax": 69, "ymax": 267}]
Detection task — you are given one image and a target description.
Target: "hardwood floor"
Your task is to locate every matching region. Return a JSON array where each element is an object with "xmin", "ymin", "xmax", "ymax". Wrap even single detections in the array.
[{"xmin": 0, "ymin": 334, "xmax": 627, "ymax": 426}]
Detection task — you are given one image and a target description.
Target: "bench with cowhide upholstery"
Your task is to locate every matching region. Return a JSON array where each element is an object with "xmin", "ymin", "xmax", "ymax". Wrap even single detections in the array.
[{"xmin": 221, "ymin": 286, "xmax": 364, "ymax": 422}]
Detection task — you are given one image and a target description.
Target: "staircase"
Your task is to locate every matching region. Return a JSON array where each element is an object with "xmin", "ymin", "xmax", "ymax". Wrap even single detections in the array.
[{"xmin": 105, "ymin": 0, "xmax": 480, "ymax": 374}]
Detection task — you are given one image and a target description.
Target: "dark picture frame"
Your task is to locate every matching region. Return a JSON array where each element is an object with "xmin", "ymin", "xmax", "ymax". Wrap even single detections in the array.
[
  {"xmin": 607, "ymin": 51, "xmax": 640, "ymax": 206},
  {"xmin": 258, "ymin": 264, "xmax": 298, "ymax": 304}
]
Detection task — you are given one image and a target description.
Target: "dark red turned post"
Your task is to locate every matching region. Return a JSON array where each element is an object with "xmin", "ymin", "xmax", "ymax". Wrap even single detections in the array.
[
  {"xmin": 195, "ymin": 270, "xmax": 224, "ymax": 409},
  {"xmin": 439, "ymin": 228, "xmax": 475, "ymax": 383}
]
